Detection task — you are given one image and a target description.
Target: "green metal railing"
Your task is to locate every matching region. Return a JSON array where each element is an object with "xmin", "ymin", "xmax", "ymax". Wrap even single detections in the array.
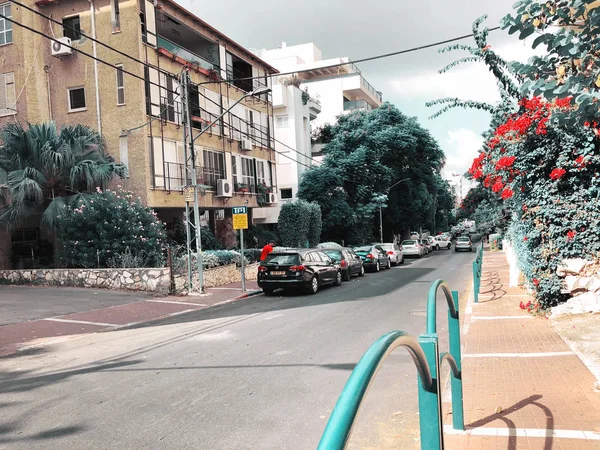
[
  {"xmin": 317, "ymin": 279, "xmax": 464, "ymax": 450},
  {"xmin": 472, "ymin": 245, "xmax": 483, "ymax": 303}
]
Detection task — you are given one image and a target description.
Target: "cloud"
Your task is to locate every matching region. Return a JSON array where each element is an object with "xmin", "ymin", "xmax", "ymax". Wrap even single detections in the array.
[{"xmin": 443, "ymin": 128, "xmax": 484, "ymax": 175}]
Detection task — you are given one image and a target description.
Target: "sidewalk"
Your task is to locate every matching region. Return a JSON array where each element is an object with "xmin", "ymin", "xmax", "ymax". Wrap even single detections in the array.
[
  {"xmin": 443, "ymin": 249, "xmax": 600, "ymax": 449},
  {"xmin": 0, "ymin": 280, "xmax": 261, "ymax": 357}
]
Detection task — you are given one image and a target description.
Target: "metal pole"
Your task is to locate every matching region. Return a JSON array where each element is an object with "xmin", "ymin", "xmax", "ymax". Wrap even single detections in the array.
[
  {"xmin": 379, "ymin": 205, "xmax": 383, "ymax": 243},
  {"xmin": 240, "ymin": 228, "xmax": 246, "ymax": 291},
  {"xmin": 183, "ymin": 71, "xmax": 204, "ymax": 293},
  {"xmin": 180, "ymin": 71, "xmax": 193, "ymax": 292}
]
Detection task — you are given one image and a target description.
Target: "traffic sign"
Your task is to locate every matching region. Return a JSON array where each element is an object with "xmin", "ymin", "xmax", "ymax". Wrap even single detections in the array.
[
  {"xmin": 232, "ymin": 206, "xmax": 247, "ymax": 215},
  {"xmin": 232, "ymin": 206, "xmax": 248, "ymax": 230},
  {"xmin": 183, "ymin": 186, "xmax": 194, "ymax": 203}
]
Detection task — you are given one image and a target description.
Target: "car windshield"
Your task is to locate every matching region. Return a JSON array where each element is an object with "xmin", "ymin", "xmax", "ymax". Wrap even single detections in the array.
[
  {"xmin": 457, "ymin": 237, "xmax": 470, "ymax": 242},
  {"xmin": 379, "ymin": 244, "xmax": 394, "ymax": 250},
  {"xmin": 264, "ymin": 254, "xmax": 300, "ymax": 265},
  {"xmin": 353, "ymin": 246, "xmax": 373, "ymax": 253},
  {"xmin": 322, "ymin": 250, "xmax": 342, "ymax": 261},
  {"xmin": 402, "ymin": 240, "xmax": 416, "ymax": 246}
]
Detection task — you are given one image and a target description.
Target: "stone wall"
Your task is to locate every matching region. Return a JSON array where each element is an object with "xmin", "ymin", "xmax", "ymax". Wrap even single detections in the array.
[{"xmin": 0, "ymin": 263, "xmax": 260, "ymax": 295}]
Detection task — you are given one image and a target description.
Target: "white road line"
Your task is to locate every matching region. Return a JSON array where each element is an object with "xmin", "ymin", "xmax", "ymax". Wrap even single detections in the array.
[
  {"xmin": 471, "ymin": 315, "xmax": 533, "ymax": 320},
  {"xmin": 463, "ymin": 352, "xmax": 573, "ymax": 358},
  {"xmin": 43, "ymin": 318, "xmax": 119, "ymax": 327},
  {"xmin": 443, "ymin": 425, "xmax": 600, "ymax": 440},
  {"xmin": 146, "ymin": 300, "xmax": 206, "ymax": 307}
]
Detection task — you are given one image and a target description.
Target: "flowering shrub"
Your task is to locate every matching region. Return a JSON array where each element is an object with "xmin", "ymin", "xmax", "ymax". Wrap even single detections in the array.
[{"xmin": 58, "ymin": 188, "xmax": 166, "ymax": 268}]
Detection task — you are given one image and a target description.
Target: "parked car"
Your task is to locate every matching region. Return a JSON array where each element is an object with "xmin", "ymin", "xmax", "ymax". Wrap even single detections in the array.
[
  {"xmin": 321, "ymin": 247, "xmax": 365, "ymax": 281},
  {"xmin": 374, "ymin": 243, "xmax": 404, "ymax": 265},
  {"xmin": 353, "ymin": 245, "xmax": 391, "ymax": 272},
  {"xmin": 258, "ymin": 250, "xmax": 342, "ymax": 296},
  {"xmin": 455, "ymin": 236, "xmax": 472, "ymax": 252},
  {"xmin": 427, "ymin": 236, "xmax": 436, "ymax": 249},
  {"xmin": 401, "ymin": 239, "xmax": 424, "ymax": 258},
  {"xmin": 433, "ymin": 235, "xmax": 452, "ymax": 250},
  {"xmin": 420, "ymin": 239, "xmax": 432, "ymax": 254}
]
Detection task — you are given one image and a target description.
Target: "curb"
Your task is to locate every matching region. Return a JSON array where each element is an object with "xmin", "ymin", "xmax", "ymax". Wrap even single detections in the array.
[{"xmin": 235, "ymin": 289, "xmax": 263, "ymax": 299}]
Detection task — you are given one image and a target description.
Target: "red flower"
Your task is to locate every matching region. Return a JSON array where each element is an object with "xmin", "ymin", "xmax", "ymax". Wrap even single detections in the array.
[
  {"xmin": 524, "ymin": 236, "xmax": 528, "ymax": 241},
  {"xmin": 532, "ymin": 279, "xmax": 539, "ymax": 287},
  {"xmin": 584, "ymin": 121, "xmax": 591, "ymax": 127},
  {"xmin": 567, "ymin": 230, "xmax": 576, "ymax": 241},
  {"xmin": 522, "ymin": 205, "xmax": 527, "ymax": 211},
  {"xmin": 549, "ymin": 168, "xmax": 566, "ymax": 180},
  {"xmin": 495, "ymin": 156, "xmax": 516, "ymax": 170},
  {"xmin": 501, "ymin": 188, "xmax": 514, "ymax": 200},
  {"xmin": 481, "ymin": 44, "xmax": 491, "ymax": 52},
  {"xmin": 555, "ymin": 96, "xmax": 572, "ymax": 108},
  {"xmin": 492, "ymin": 180, "xmax": 504, "ymax": 193}
]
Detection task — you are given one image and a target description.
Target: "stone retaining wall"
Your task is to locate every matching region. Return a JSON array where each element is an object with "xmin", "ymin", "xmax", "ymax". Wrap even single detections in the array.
[{"xmin": 0, "ymin": 263, "xmax": 260, "ymax": 295}]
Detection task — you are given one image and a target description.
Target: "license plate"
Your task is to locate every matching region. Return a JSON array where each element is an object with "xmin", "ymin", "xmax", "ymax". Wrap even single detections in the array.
[{"xmin": 271, "ymin": 271, "xmax": 285, "ymax": 276}]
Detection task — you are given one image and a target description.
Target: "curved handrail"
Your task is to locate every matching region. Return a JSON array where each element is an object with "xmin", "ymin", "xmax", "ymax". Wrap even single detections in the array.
[
  {"xmin": 439, "ymin": 351, "xmax": 461, "ymax": 379},
  {"xmin": 317, "ymin": 331, "xmax": 433, "ymax": 450},
  {"xmin": 426, "ymin": 279, "xmax": 458, "ymax": 334}
]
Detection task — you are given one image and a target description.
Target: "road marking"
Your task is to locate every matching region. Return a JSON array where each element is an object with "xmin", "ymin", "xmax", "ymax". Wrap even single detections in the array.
[
  {"xmin": 43, "ymin": 318, "xmax": 119, "ymax": 327},
  {"xmin": 471, "ymin": 315, "xmax": 533, "ymax": 320},
  {"xmin": 463, "ymin": 351, "xmax": 573, "ymax": 358},
  {"xmin": 146, "ymin": 300, "xmax": 206, "ymax": 307},
  {"xmin": 443, "ymin": 425, "xmax": 600, "ymax": 440}
]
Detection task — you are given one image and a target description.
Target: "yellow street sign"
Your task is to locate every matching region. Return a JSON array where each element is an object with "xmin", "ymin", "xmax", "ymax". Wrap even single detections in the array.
[
  {"xmin": 184, "ymin": 186, "xmax": 194, "ymax": 203},
  {"xmin": 233, "ymin": 213, "xmax": 248, "ymax": 230}
]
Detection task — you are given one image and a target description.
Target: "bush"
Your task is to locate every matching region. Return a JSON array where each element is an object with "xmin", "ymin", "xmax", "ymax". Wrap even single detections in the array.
[
  {"xmin": 278, "ymin": 200, "xmax": 322, "ymax": 247},
  {"xmin": 244, "ymin": 248, "xmax": 262, "ymax": 263},
  {"xmin": 58, "ymin": 188, "xmax": 166, "ymax": 268},
  {"xmin": 307, "ymin": 202, "xmax": 322, "ymax": 247}
]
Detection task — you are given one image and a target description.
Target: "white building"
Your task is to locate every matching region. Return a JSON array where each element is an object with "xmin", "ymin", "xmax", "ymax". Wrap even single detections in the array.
[
  {"xmin": 444, "ymin": 173, "xmax": 473, "ymax": 207},
  {"xmin": 252, "ymin": 80, "xmax": 321, "ymax": 227}
]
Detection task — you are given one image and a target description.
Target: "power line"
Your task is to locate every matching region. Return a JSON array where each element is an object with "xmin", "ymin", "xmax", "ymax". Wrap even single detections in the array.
[{"xmin": 196, "ymin": 27, "xmax": 502, "ymax": 86}]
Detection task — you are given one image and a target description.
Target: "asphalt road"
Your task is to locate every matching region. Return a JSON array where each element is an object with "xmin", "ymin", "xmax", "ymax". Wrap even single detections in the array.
[{"xmin": 0, "ymin": 246, "xmax": 476, "ymax": 450}]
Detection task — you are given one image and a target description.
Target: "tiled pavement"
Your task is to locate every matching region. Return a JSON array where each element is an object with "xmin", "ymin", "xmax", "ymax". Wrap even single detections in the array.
[
  {"xmin": 443, "ymin": 249, "xmax": 600, "ymax": 449},
  {"xmin": 0, "ymin": 280, "xmax": 261, "ymax": 357}
]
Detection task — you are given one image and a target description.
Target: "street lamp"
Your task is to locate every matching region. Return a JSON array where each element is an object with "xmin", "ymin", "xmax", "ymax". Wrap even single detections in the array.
[
  {"xmin": 181, "ymin": 70, "xmax": 271, "ymax": 294},
  {"xmin": 379, "ymin": 177, "xmax": 411, "ymax": 243}
]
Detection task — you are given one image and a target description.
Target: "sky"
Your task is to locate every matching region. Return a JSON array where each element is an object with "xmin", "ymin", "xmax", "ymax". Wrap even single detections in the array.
[{"xmin": 181, "ymin": 0, "xmax": 539, "ymax": 181}]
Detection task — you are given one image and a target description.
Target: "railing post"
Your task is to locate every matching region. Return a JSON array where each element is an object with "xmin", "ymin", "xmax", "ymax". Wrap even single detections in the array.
[
  {"xmin": 472, "ymin": 260, "xmax": 479, "ymax": 304},
  {"xmin": 449, "ymin": 290, "xmax": 464, "ymax": 430},
  {"xmin": 418, "ymin": 334, "xmax": 443, "ymax": 450}
]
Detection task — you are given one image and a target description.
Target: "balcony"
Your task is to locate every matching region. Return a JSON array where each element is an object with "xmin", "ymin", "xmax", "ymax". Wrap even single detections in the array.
[
  {"xmin": 157, "ymin": 36, "xmax": 218, "ymax": 72},
  {"xmin": 359, "ymin": 75, "xmax": 382, "ymax": 103},
  {"xmin": 159, "ymin": 162, "xmax": 224, "ymax": 192},
  {"xmin": 344, "ymin": 99, "xmax": 372, "ymax": 112}
]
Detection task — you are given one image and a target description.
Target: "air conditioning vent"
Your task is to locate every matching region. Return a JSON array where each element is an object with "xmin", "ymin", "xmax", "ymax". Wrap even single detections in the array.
[
  {"xmin": 240, "ymin": 138, "xmax": 253, "ymax": 151},
  {"xmin": 51, "ymin": 37, "xmax": 73, "ymax": 57},
  {"xmin": 266, "ymin": 192, "xmax": 277, "ymax": 204},
  {"xmin": 216, "ymin": 179, "xmax": 232, "ymax": 197}
]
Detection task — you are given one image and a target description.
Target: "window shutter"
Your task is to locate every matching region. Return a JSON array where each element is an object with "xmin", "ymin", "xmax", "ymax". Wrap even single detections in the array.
[
  {"xmin": 144, "ymin": 0, "xmax": 157, "ymax": 47},
  {"xmin": 0, "ymin": 73, "xmax": 7, "ymax": 115}
]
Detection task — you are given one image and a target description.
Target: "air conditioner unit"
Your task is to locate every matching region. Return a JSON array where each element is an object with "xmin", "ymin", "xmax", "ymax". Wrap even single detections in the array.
[
  {"xmin": 216, "ymin": 179, "xmax": 233, "ymax": 197},
  {"xmin": 240, "ymin": 138, "xmax": 253, "ymax": 151},
  {"xmin": 266, "ymin": 192, "xmax": 277, "ymax": 204},
  {"xmin": 51, "ymin": 37, "xmax": 73, "ymax": 57}
]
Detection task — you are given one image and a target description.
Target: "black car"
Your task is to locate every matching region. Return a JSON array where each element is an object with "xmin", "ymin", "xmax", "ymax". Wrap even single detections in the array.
[
  {"xmin": 353, "ymin": 245, "xmax": 391, "ymax": 272},
  {"xmin": 258, "ymin": 250, "xmax": 342, "ymax": 296},
  {"xmin": 321, "ymin": 247, "xmax": 365, "ymax": 281}
]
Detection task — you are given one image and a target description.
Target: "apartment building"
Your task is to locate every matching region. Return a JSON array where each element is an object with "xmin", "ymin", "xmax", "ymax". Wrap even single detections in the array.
[{"xmin": 0, "ymin": 0, "xmax": 278, "ymax": 268}]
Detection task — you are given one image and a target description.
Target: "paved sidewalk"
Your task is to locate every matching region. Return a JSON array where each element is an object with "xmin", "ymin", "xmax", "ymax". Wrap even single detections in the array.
[
  {"xmin": 443, "ymin": 249, "xmax": 600, "ymax": 449},
  {"xmin": 0, "ymin": 280, "xmax": 261, "ymax": 357}
]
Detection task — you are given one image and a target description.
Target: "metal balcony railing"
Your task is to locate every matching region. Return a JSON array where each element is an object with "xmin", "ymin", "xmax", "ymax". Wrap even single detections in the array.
[
  {"xmin": 157, "ymin": 36, "xmax": 218, "ymax": 72},
  {"xmin": 343, "ymin": 99, "xmax": 372, "ymax": 112},
  {"xmin": 160, "ymin": 162, "xmax": 224, "ymax": 192}
]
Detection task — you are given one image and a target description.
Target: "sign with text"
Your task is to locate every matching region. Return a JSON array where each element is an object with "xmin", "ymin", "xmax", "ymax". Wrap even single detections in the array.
[
  {"xmin": 183, "ymin": 186, "xmax": 194, "ymax": 203},
  {"xmin": 232, "ymin": 206, "xmax": 248, "ymax": 230}
]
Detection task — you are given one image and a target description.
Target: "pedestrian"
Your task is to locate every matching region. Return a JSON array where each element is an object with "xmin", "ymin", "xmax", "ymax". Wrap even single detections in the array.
[{"xmin": 260, "ymin": 240, "xmax": 275, "ymax": 262}]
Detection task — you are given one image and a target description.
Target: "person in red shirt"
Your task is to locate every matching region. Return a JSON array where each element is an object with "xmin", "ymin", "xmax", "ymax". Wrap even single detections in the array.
[{"xmin": 260, "ymin": 241, "xmax": 275, "ymax": 262}]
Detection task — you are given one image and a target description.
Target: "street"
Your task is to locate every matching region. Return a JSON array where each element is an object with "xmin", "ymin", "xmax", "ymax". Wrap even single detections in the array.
[{"xmin": 0, "ymin": 248, "xmax": 476, "ymax": 450}]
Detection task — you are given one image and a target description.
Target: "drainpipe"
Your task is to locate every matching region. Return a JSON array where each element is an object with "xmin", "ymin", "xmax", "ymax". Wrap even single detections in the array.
[
  {"xmin": 89, "ymin": 0, "xmax": 102, "ymax": 135},
  {"xmin": 44, "ymin": 65, "xmax": 52, "ymax": 120}
]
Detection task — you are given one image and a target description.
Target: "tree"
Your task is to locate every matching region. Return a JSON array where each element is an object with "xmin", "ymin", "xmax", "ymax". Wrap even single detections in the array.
[
  {"xmin": 0, "ymin": 122, "xmax": 126, "ymax": 229},
  {"xmin": 457, "ymin": 185, "xmax": 491, "ymax": 220},
  {"xmin": 298, "ymin": 103, "xmax": 446, "ymax": 244},
  {"xmin": 58, "ymin": 187, "xmax": 166, "ymax": 268},
  {"xmin": 277, "ymin": 200, "xmax": 322, "ymax": 247}
]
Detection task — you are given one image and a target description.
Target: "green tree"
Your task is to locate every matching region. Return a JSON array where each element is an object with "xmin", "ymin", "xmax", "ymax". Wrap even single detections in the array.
[
  {"xmin": 277, "ymin": 200, "xmax": 311, "ymax": 247},
  {"xmin": 0, "ymin": 122, "xmax": 126, "ymax": 229}
]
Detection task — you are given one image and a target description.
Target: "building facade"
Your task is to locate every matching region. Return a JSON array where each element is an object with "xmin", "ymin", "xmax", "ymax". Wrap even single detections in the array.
[{"xmin": 0, "ymin": 0, "xmax": 279, "ymax": 268}]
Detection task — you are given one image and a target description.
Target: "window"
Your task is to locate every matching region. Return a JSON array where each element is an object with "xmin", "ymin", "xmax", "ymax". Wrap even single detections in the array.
[
  {"xmin": 202, "ymin": 149, "xmax": 225, "ymax": 188},
  {"xmin": 240, "ymin": 157, "xmax": 255, "ymax": 188},
  {"xmin": 280, "ymin": 189, "xmax": 293, "ymax": 200},
  {"xmin": 0, "ymin": 72, "xmax": 15, "ymax": 116},
  {"xmin": 256, "ymin": 160, "xmax": 266, "ymax": 186},
  {"xmin": 63, "ymin": 16, "xmax": 81, "ymax": 41},
  {"xmin": 67, "ymin": 87, "xmax": 86, "ymax": 112},
  {"xmin": 231, "ymin": 155, "xmax": 238, "ymax": 185},
  {"xmin": 116, "ymin": 65, "xmax": 125, "ymax": 105},
  {"xmin": 111, "ymin": 0, "xmax": 120, "ymax": 31},
  {"xmin": 276, "ymin": 114, "xmax": 289, "ymax": 128},
  {"xmin": 0, "ymin": 3, "xmax": 12, "ymax": 45}
]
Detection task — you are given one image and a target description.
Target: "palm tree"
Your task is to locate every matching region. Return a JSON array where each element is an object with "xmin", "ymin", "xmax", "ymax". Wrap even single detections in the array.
[{"xmin": 0, "ymin": 122, "xmax": 126, "ymax": 230}]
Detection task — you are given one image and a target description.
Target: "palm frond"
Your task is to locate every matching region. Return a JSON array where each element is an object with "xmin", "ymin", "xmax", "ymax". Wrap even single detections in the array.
[
  {"xmin": 41, "ymin": 196, "xmax": 68, "ymax": 229},
  {"xmin": 0, "ymin": 204, "xmax": 24, "ymax": 230}
]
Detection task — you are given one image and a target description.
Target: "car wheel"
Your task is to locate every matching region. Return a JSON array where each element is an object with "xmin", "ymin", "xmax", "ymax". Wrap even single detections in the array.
[
  {"xmin": 263, "ymin": 288, "xmax": 275, "ymax": 296},
  {"xmin": 335, "ymin": 271, "xmax": 342, "ymax": 286},
  {"xmin": 358, "ymin": 265, "xmax": 365, "ymax": 277},
  {"xmin": 435, "ymin": 245, "xmax": 439, "ymax": 250},
  {"xmin": 386, "ymin": 258, "xmax": 391, "ymax": 269},
  {"xmin": 308, "ymin": 276, "xmax": 319, "ymax": 295},
  {"xmin": 375, "ymin": 261, "xmax": 380, "ymax": 272},
  {"xmin": 342, "ymin": 269, "xmax": 351, "ymax": 282},
  {"xmin": 399, "ymin": 256, "xmax": 404, "ymax": 265}
]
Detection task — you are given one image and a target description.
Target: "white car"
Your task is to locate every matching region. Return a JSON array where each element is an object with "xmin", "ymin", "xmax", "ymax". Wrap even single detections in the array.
[
  {"xmin": 401, "ymin": 239, "xmax": 424, "ymax": 258},
  {"xmin": 376, "ymin": 243, "xmax": 404, "ymax": 265},
  {"xmin": 433, "ymin": 236, "xmax": 452, "ymax": 250}
]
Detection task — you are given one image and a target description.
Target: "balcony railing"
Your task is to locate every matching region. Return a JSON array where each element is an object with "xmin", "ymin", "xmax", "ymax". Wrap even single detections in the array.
[
  {"xmin": 344, "ymin": 99, "xmax": 372, "ymax": 112},
  {"xmin": 157, "ymin": 36, "xmax": 218, "ymax": 72},
  {"xmin": 359, "ymin": 74, "xmax": 382, "ymax": 103},
  {"xmin": 160, "ymin": 162, "xmax": 224, "ymax": 192}
]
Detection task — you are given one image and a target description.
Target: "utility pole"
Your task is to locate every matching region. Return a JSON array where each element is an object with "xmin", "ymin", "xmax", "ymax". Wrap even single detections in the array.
[
  {"xmin": 180, "ymin": 71, "xmax": 193, "ymax": 291},
  {"xmin": 379, "ymin": 205, "xmax": 383, "ymax": 243}
]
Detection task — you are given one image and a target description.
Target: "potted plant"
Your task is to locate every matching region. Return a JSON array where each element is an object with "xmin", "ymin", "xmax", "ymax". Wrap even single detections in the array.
[{"xmin": 235, "ymin": 182, "xmax": 249, "ymax": 193}]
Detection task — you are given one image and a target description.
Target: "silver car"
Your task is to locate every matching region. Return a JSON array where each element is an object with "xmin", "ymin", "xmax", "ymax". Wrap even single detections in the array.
[
  {"xmin": 401, "ymin": 239, "xmax": 424, "ymax": 258},
  {"xmin": 455, "ymin": 236, "xmax": 472, "ymax": 252},
  {"xmin": 376, "ymin": 243, "xmax": 404, "ymax": 265},
  {"xmin": 433, "ymin": 236, "xmax": 452, "ymax": 250},
  {"xmin": 420, "ymin": 239, "xmax": 432, "ymax": 254}
]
